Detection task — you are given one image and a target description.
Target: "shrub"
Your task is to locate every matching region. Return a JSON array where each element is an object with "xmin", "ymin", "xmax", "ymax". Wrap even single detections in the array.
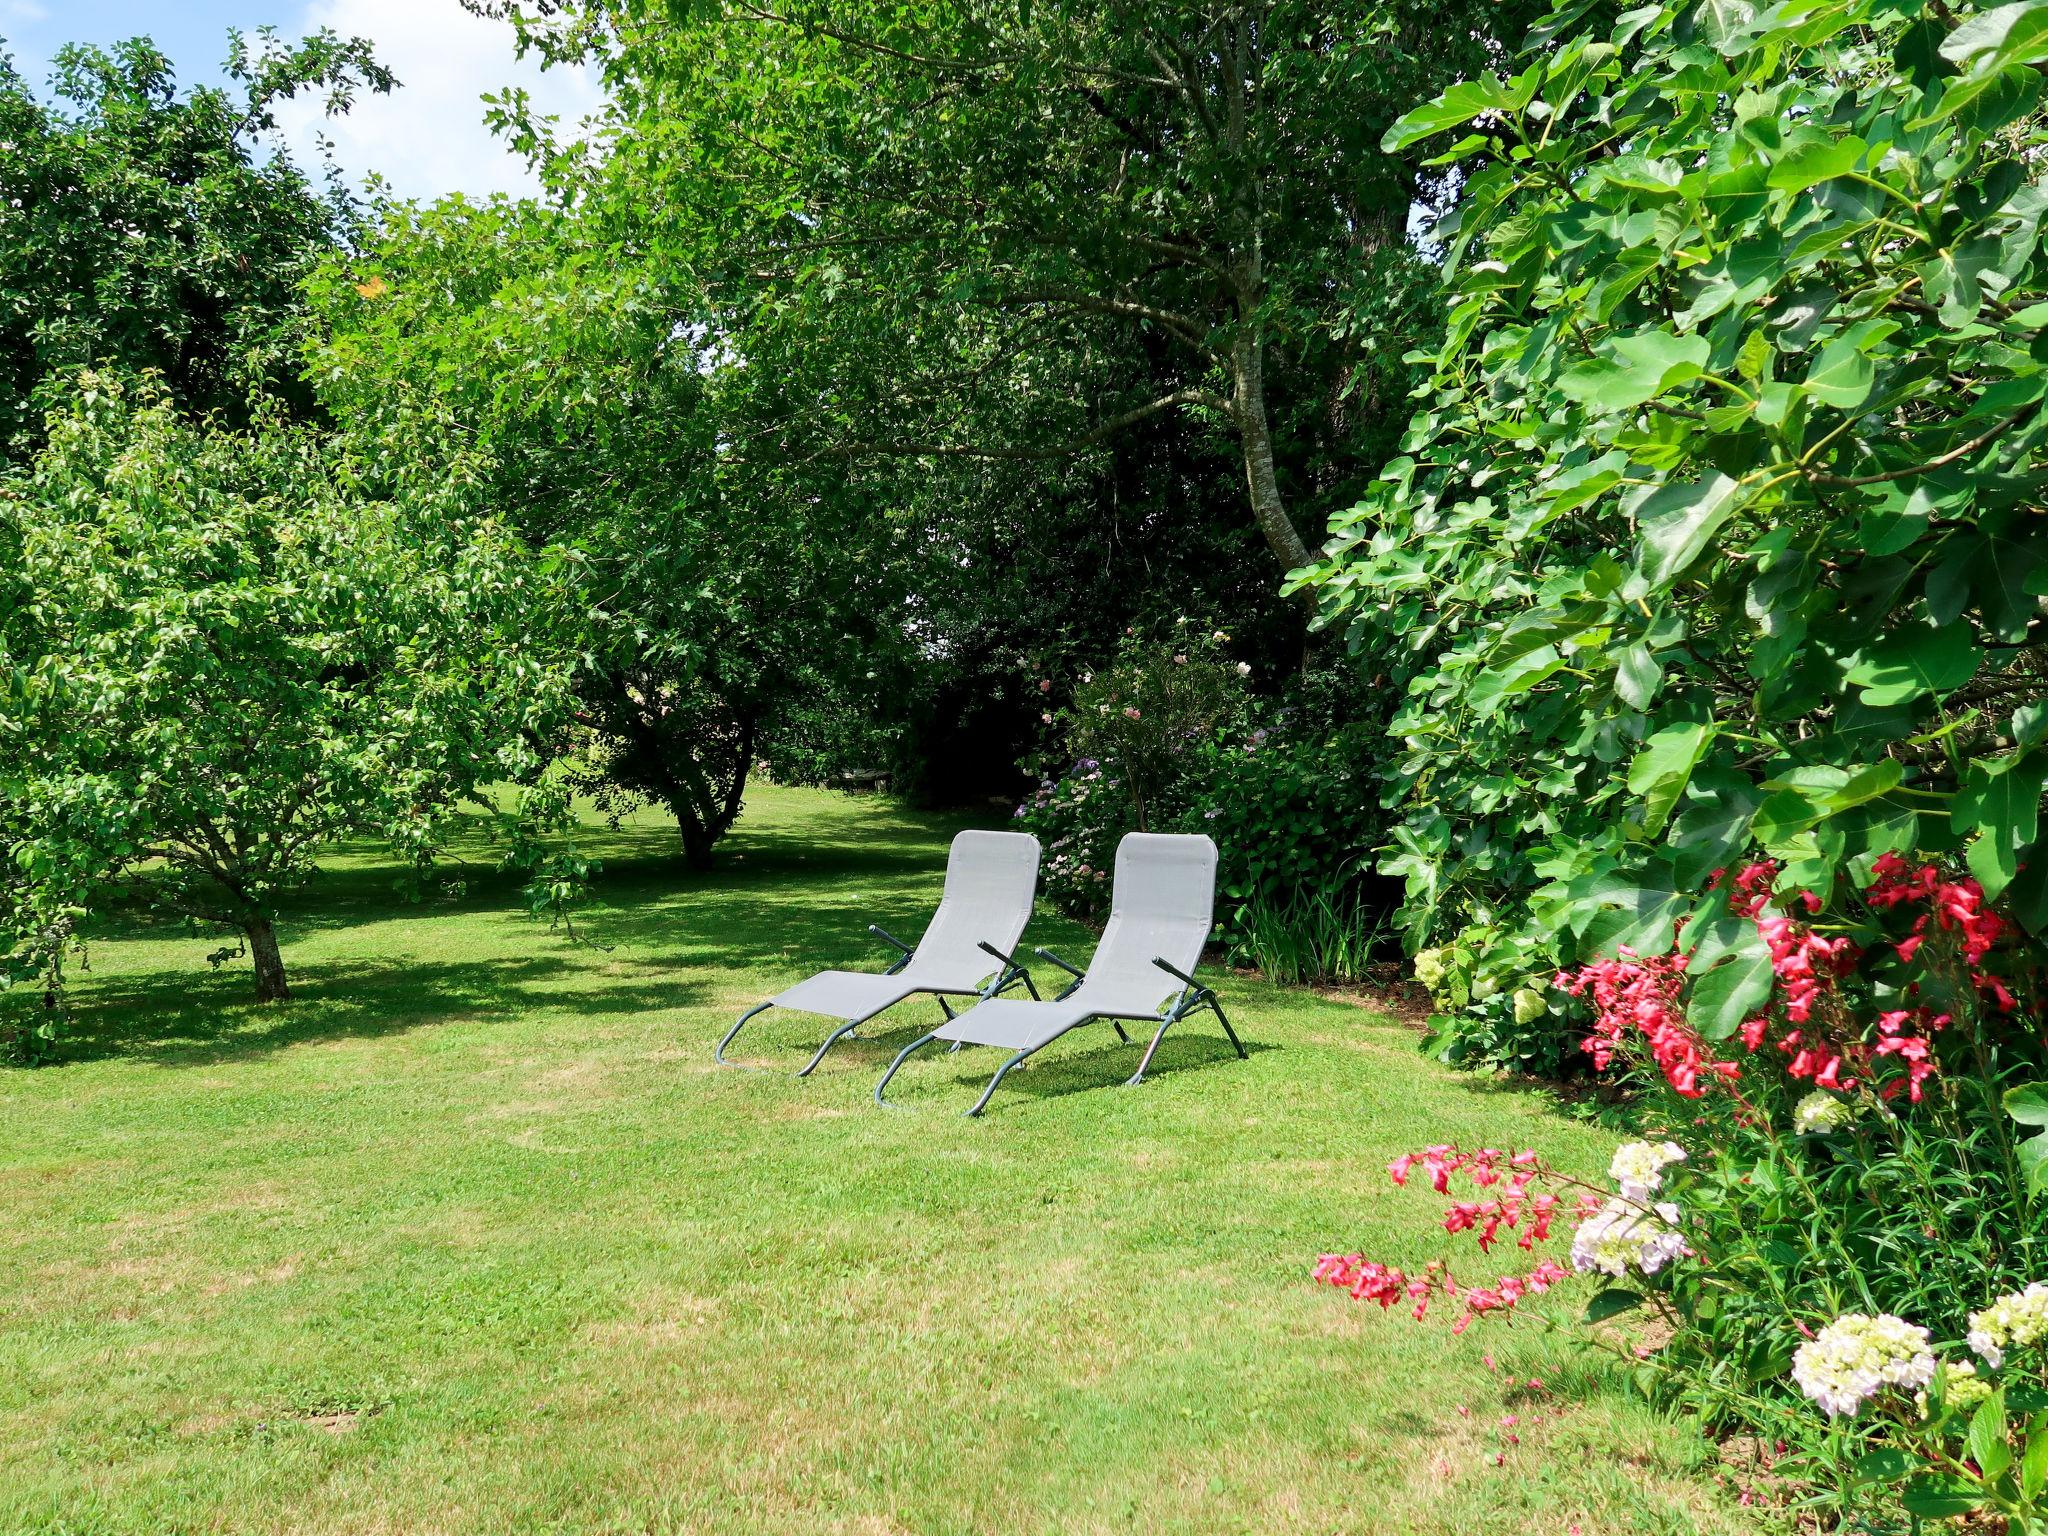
[
  {"xmin": 1016, "ymin": 634, "xmax": 1391, "ymax": 981},
  {"xmin": 1314, "ymin": 852, "xmax": 2047, "ymax": 1525},
  {"xmin": 1292, "ymin": 0, "xmax": 2048, "ymax": 1075},
  {"xmin": 0, "ymin": 379, "xmax": 569, "ymax": 1014}
]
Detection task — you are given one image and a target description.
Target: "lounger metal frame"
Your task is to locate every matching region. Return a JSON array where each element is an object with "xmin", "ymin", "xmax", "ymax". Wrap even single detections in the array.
[
  {"xmin": 873, "ymin": 950, "xmax": 1244, "ymax": 1115},
  {"xmin": 716, "ymin": 931, "xmax": 1039, "ymax": 1075}
]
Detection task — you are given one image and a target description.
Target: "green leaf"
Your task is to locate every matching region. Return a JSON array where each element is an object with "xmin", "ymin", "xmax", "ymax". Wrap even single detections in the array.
[
  {"xmin": 1685, "ymin": 918, "xmax": 1773, "ymax": 1040},
  {"xmin": 1941, "ymin": 2, "xmax": 2048, "ymax": 73},
  {"xmin": 1952, "ymin": 750, "xmax": 2048, "ymax": 898},
  {"xmin": 1615, "ymin": 644, "xmax": 1663, "ymax": 710},
  {"xmin": 1767, "ymin": 135, "xmax": 1865, "ymax": 194},
  {"xmin": 1558, "ymin": 330, "xmax": 1710, "ymax": 412},
  {"xmin": 1847, "ymin": 622, "xmax": 1982, "ymax": 707},
  {"xmin": 1853, "ymin": 1448, "xmax": 1915, "ymax": 1485},
  {"xmin": 1900, "ymin": 1472, "xmax": 1984, "ymax": 1519},
  {"xmin": 1383, "ymin": 78, "xmax": 1515, "ymax": 151},
  {"xmin": 1969, "ymin": 1392, "xmax": 2013, "ymax": 1481},
  {"xmin": 2022, "ymin": 1416, "xmax": 2048, "ymax": 1499},
  {"xmin": 2007, "ymin": 1083, "xmax": 2048, "ymax": 1130},
  {"xmin": 1802, "ymin": 335, "xmax": 1877, "ymax": 410},
  {"xmin": 1627, "ymin": 722, "xmax": 1715, "ymax": 836},
  {"xmin": 1633, "ymin": 473, "xmax": 1743, "ymax": 590}
]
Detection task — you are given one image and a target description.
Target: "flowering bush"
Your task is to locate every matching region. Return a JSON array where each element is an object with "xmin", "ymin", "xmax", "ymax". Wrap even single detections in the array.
[{"xmin": 1315, "ymin": 853, "xmax": 2048, "ymax": 1523}]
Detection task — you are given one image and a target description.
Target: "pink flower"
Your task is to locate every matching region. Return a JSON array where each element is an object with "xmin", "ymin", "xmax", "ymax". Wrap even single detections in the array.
[
  {"xmin": 1122, "ymin": 706, "xmax": 1141, "ymax": 719},
  {"xmin": 1038, "ymin": 678, "xmax": 1051, "ymax": 693}
]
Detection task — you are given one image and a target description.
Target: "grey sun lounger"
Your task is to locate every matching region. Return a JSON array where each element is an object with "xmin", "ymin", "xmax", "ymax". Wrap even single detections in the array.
[
  {"xmin": 716, "ymin": 828, "xmax": 1042, "ymax": 1075},
  {"xmin": 874, "ymin": 832, "xmax": 1244, "ymax": 1115}
]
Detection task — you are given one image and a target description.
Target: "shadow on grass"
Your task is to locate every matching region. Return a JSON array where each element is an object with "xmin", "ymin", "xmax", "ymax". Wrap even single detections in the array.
[
  {"xmin": 29, "ymin": 794, "xmax": 1037, "ymax": 1070},
  {"xmin": 842, "ymin": 1031, "xmax": 1271, "ymax": 1114},
  {"xmin": 45, "ymin": 953, "xmax": 720, "ymax": 1071}
]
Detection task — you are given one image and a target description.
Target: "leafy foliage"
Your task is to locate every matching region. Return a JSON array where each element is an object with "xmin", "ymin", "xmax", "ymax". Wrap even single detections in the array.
[
  {"xmin": 486, "ymin": 0, "xmax": 1538, "ymax": 577},
  {"xmin": 0, "ymin": 379, "xmax": 567, "ymax": 1009},
  {"xmin": 0, "ymin": 32, "xmax": 391, "ymax": 459},
  {"xmin": 1018, "ymin": 633, "xmax": 1389, "ymax": 979},
  {"xmin": 1295, "ymin": 0, "xmax": 2048, "ymax": 1055},
  {"xmin": 311, "ymin": 198, "xmax": 911, "ymax": 867}
]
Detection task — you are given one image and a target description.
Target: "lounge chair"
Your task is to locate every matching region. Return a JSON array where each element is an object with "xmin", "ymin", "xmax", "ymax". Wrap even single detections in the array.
[
  {"xmin": 715, "ymin": 828, "xmax": 1042, "ymax": 1075},
  {"xmin": 874, "ymin": 832, "xmax": 1244, "ymax": 1115}
]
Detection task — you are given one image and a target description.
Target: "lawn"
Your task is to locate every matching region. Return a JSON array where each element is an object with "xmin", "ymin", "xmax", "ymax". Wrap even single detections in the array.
[{"xmin": 0, "ymin": 786, "xmax": 1749, "ymax": 1536}]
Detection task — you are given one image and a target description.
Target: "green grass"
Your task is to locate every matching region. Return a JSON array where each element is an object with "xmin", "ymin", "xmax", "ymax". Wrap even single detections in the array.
[{"xmin": 0, "ymin": 786, "xmax": 1751, "ymax": 1535}]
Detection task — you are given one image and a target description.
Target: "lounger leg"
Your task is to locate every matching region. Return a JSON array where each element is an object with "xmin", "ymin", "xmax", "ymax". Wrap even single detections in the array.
[
  {"xmin": 967, "ymin": 1048, "xmax": 1032, "ymax": 1117},
  {"xmin": 875, "ymin": 1031, "xmax": 942, "ymax": 1108},
  {"xmin": 716, "ymin": 1003, "xmax": 775, "ymax": 1067},
  {"xmin": 1111, "ymin": 1022, "xmax": 1130, "ymax": 1043},
  {"xmin": 1209, "ymin": 994, "xmax": 1248, "ymax": 1059},
  {"xmin": 1127, "ymin": 1008, "xmax": 1178, "ymax": 1087},
  {"xmin": 796, "ymin": 1013, "xmax": 878, "ymax": 1078}
]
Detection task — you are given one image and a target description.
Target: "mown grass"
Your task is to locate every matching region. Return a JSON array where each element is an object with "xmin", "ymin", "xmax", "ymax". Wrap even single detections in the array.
[{"xmin": 0, "ymin": 786, "xmax": 1754, "ymax": 1535}]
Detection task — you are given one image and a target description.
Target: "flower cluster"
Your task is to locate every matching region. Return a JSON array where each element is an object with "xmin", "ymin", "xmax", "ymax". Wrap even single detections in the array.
[
  {"xmin": 1791, "ymin": 1090, "xmax": 1855, "ymax": 1136},
  {"xmin": 1316, "ymin": 1139, "xmax": 1698, "ymax": 1334},
  {"xmin": 1867, "ymin": 852, "xmax": 2014, "ymax": 1008},
  {"xmin": 1569, "ymin": 1198, "xmax": 1689, "ymax": 1277},
  {"xmin": 1310, "ymin": 1252, "xmax": 1572, "ymax": 1334},
  {"xmin": 1791, "ymin": 1314, "xmax": 1937, "ymax": 1418},
  {"xmin": 1558, "ymin": 854, "xmax": 2030, "ymax": 1110},
  {"xmin": 1554, "ymin": 946, "xmax": 1735, "ymax": 1097},
  {"xmin": 1968, "ymin": 1283, "xmax": 2048, "ymax": 1370},
  {"xmin": 1608, "ymin": 1140, "xmax": 1685, "ymax": 1198}
]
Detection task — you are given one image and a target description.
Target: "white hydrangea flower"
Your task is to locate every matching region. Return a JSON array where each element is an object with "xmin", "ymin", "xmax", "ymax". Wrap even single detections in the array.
[
  {"xmin": 1608, "ymin": 1140, "xmax": 1687, "ymax": 1199},
  {"xmin": 1413, "ymin": 947, "xmax": 1447, "ymax": 991},
  {"xmin": 1922, "ymin": 1359, "xmax": 1991, "ymax": 1419},
  {"xmin": 1968, "ymin": 1282, "xmax": 2048, "ymax": 1370},
  {"xmin": 1792, "ymin": 1091, "xmax": 1855, "ymax": 1136},
  {"xmin": 1792, "ymin": 1314, "xmax": 1936, "ymax": 1418},
  {"xmin": 1569, "ymin": 1198, "xmax": 1690, "ymax": 1277},
  {"xmin": 1511, "ymin": 987, "xmax": 1547, "ymax": 1025}
]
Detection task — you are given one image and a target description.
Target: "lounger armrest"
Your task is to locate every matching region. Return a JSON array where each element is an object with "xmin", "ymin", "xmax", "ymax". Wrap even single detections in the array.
[
  {"xmin": 1032, "ymin": 946, "xmax": 1086, "ymax": 980},
  {"xmin": 977, "ymin": 939, "xmax": 1030, "ymax": 973},
  {"xmin": 868, "ymin": 924, "xmax": 913, "ymax": 957},
  {"xmin": 1151, "ymin": 956, "xmax": 1204, "ymax": 990}
]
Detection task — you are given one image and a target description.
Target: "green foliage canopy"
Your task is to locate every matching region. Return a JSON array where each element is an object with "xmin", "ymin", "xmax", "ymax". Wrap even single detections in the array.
[
  {"xmin": 0, "ymin": 380, "xmax": 568, "ymax": 1006},
  {"xmin": 0, "ymin": 32, "xmax": 393, "ymax": 459},
  {"xmin": 312, "ymin": 198, "xmax": 911, "ymax": 866},
  {"xmin": 485, "ymin": 0, "xmax": 1534, "ymax": 574},
  {"xmin": 1294, "ymin": 0, "xmax": 2048, "ymax": 1043}
]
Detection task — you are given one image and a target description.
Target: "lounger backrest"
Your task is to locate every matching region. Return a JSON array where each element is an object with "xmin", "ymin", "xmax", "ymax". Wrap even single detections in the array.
[
  {"xmin": 904, "ymin": 829, "xmax": 1042, "ymax": 988},
  {"xmin": 1073, "ymin": 833, "xmax": 1217, "ymax": 1014}
]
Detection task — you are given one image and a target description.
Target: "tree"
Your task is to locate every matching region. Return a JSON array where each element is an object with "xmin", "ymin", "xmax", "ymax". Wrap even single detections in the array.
[
  {"xmin": 483, "ymin": 0, "xmax": 1530, "ymax": 576},
  {"xmin": 1295, "ymin": 0, "xmax": 2048, "ymax": 1058},
  {"xmin": 312, "ymin": 198, "xmax": 907, "ymax": 867},
  {"xmin": 0, "ymin": 30, "xmax": 392, "ymax": 460},
  {"xmin": 0, "ymin": 379, "xmax": 568, "ymax": 1002}
]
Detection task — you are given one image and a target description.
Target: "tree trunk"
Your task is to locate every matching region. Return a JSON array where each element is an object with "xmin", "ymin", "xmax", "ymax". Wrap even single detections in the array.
[
  {"xmin": 677, "ymin": 814, "xmax": 718, "ymax": 872},
  {"xmin": 245, "ymin": 917, "xmax": 290, "ymax": 1003},
  {"xmin": 1230, "ymin": 325, "xmax": 1313, "ymax": 573}
]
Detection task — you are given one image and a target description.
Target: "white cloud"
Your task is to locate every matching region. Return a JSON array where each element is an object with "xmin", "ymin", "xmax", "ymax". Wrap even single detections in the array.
[
  {"xmin": 269, "ymin": 0, "xmax": 603, "ymax": 203},
  {"xmin": 2, "ymin": 2, "xmax": 51, "ymax": 25}
]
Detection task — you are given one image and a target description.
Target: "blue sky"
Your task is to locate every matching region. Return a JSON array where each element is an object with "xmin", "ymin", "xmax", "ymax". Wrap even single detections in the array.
[{"xmin": 0, "ymin": 0, "xmax": 602, "ymax": 200}]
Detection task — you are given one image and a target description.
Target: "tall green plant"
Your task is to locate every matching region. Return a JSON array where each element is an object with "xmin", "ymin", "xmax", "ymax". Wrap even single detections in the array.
[
  {"xmin": 1295, "ymin": 0, "xmax": 2048, "ymax": 1038},
  {"xmin": 0, "ymin": 380, "xmax": 568, "ymax": 1008}
]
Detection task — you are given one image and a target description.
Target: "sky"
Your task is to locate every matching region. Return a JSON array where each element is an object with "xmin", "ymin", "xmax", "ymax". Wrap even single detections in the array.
[{"xmin": 0, "ymin": 0, "xmax": 604, "ymax": 201}]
